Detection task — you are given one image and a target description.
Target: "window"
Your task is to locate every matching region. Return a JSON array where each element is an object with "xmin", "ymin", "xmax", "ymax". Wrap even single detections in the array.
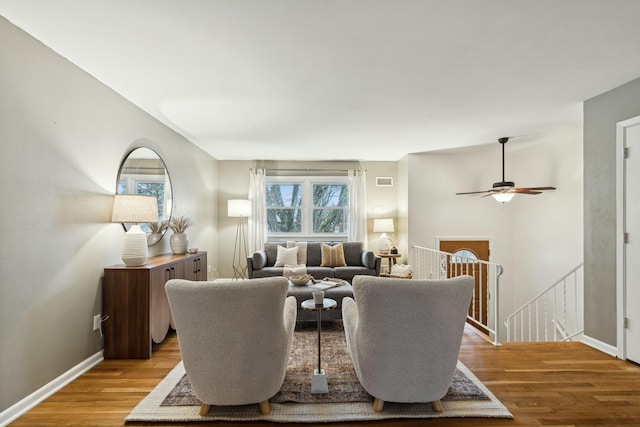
[
  {"xmin": 451, "ymin": 250, "xmax": 478, "ymax": 263},
  {"xmin": 118, "ymin": 177, "xmax": 166, "ymax": 232},
  {"xmin": 266, "ymin": 177, "xmax": 349, "ymax": 238}
]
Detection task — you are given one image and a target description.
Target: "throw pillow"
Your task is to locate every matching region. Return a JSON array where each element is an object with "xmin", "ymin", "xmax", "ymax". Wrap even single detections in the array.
[
  {"xmin": 320, "ymin": 243, "xmax": 347, "ymax": 267},
  {"xmin": 283, "ymin": 264, "xmax": 307, "ymax": 277},
  {"xmin": 286, "ymin": 241, "xmax": 308, "ymax": 265},
  {"xmin": 274, "ymin": 245, "xmax": 299, "ymax": 267}
]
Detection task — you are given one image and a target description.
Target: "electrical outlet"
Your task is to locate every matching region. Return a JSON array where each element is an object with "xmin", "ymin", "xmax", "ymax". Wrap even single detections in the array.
[{"xmin": 93, "ymin": 314, "xmax": 101, "ymax": 331}]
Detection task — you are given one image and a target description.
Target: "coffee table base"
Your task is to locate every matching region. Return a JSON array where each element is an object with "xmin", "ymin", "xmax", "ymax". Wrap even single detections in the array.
[{"xmin": 311, "ymin": 369, "xmax": 329, "ymax": 394}]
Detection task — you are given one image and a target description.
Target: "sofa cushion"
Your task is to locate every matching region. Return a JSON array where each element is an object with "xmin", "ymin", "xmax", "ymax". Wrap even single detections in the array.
[
  {"xmin": 321, "ymin": 243, "xmax": 347, "ymax": 267},
  {"xmin": 342, "ymin": 242, "xmax": 364, "ymax": 266},
  {"xmin": 264, "ymin": 242, "xmax": 284, "ymax": 267},
  {"xmin": 305, "ymin": 243, "xmax": 323, "ymax": 266},
  {"xmin": 274, "ymin": 245, "xmax": 298, "ymax": 267},
  {"xmin": 252, "ymin": 267, "xmax": 286, "ymax": 278}
]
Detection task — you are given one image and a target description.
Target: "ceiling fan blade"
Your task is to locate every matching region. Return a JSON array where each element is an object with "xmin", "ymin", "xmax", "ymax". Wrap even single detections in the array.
[
  {"xmin": 515, "ymin": 189, "xmax": 543, "ymax": 195},
  {"xmin": 455, "ymin": 190, "xmax": 492, "ymax": 195},
  {"xmin": 517, "ymin": 186, "xmax": 556, "ymax": 191}
]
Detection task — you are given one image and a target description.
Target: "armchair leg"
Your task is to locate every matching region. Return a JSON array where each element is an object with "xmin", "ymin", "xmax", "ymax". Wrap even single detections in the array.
[
  {"xmin": 432, "ymin": 399, "xmax": 444, "ymax": 412},
  {"xmin": 372, "ymin": 397, "xmax": 384, "ymax": 412},
  {"xmin": 199, "ymin": 404, "xmax": 211, "ymax": 416},
  {"xmin": 259, "ymin": 400, "xmax": 271, "ymax": 415}
]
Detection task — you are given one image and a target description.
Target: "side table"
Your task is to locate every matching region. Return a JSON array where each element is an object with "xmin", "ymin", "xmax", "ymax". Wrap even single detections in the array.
[
  {"xmin": 301, "ymin": 298, "xmax": 337, "ymax": 394},
  {"xmin": 378, "ymin": 253, "xmax": 400, "ymax": 274}
]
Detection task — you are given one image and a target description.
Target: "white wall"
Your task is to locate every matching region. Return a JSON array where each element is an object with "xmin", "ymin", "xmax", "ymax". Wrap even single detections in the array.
[
  {"xmin": 0, "ymin": 17, "xmax": 218, "ymax": 413},
  {"xmin": 406, "ymin": 130, "xmax": 583, "ymax": 327},
  {"xmin": 216, "ymin": 160, "xmax": 252, "ymax": 278},
  {"xmin": 360, "ymin": 161, "xmax": 404, "ymax": 260},
  {"xmin": 510, "ymin": 128, "xmax": 583, "ymax": 304}
]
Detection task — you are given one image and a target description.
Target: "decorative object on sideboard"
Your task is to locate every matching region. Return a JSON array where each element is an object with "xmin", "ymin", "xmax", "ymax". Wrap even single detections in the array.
[
  {"xmin": 147, "ymin": 220, "xmax": 169, "ymax": 245},
  {"xmin": 373, "ymin": 218, "xmax": 394, "ymax": 254},
  {"xmin": 169, "ymin": 215, "xmax": 193, "ymax": 254},
  {"xmin": 111, "ymin": 194, "xmax": 159, "ymax": 266},
  {"xmin": 228, "ymin": 199, "xmax": 251, "ymax": 280}
]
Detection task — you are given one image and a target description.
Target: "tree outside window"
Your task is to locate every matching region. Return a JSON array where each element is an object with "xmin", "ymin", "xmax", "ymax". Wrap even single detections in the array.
[{"xmin": 266, "ymin": 178, "xmax": 349, "ymax": 237}]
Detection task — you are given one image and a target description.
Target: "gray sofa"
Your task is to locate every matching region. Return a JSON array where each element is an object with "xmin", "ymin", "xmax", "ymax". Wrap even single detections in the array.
[{"xmin": 247, "ymin": 242, "xmax": 381, "ymax": 282}]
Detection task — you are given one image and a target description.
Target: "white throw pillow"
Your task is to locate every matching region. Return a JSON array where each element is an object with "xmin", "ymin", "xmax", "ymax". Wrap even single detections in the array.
[
  {"xmin": 286, "ymin": 241, "xmax": 308, "ymax": 265},
  {"xmin": 283, "ymin": 264, "xmax": 307, "ymax": 277},
  {"xmin": 274, "ymin": 245, "xmax": 299, "ymax": 267}
]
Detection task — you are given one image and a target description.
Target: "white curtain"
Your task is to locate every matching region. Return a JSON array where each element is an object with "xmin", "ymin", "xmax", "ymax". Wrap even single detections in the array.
[
  {"xmin": 248, "ymin": 168, "xmax": 267, "ymax": 253},
  {"xmin": 348, "ymin": 169, "xmax": 367, "ymax": 244}
]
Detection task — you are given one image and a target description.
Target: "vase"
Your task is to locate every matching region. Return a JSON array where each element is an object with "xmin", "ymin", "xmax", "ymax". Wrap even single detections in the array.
[
  {"xmin": 147, "ymin": 232, "xmax": 162, "ymax": 246},
  {"xmin": 170, "ymin": 233, "xmax": 189, "ymax": 254}
]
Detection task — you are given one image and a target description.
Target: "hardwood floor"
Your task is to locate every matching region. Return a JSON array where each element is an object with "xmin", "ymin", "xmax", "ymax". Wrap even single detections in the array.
[{"xmin": 9, "ymin": 325, "xmax": 640, "ymax": 426}]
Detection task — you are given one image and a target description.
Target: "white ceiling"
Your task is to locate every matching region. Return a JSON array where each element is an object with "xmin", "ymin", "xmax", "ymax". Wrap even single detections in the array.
[{"xmin": 2, "ymin": 0, "xmax": 640, "ymax": 161}]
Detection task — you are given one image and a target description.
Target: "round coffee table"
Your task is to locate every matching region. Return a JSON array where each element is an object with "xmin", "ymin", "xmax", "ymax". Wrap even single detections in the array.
[{"xmin": 301, "ymin": 298, "xmax": 337, "ymax": 394}]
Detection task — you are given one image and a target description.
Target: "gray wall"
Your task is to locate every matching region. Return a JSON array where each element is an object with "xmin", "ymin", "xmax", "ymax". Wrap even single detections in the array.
[
  {"xmin": 584, "ymin": 77, "xmax": 640, "ymax": 346},
  {"xmin": 0, "ymin": 17, "xmax": 218, "ymax": 412}
]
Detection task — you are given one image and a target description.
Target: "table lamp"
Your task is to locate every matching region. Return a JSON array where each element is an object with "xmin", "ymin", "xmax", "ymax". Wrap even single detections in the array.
[
  {"xmin": 112, "ymin": 194, "xmax": 159, "ymax": 266},
  {"xmin": 373, "ymin": 218, "xmax": 394, "ymax": 254}
]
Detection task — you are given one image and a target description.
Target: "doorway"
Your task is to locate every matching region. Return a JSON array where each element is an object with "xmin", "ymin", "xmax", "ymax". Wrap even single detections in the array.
[
  {"xmin": 617, "ymin": 116, "xmax": 640, "ymax": 363},
  {"xmin": 439, "ymin": 240, "xmax": 490, "ymax": 334}
]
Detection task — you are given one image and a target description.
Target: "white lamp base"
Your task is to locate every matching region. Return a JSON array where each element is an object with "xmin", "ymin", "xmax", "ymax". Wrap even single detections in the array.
[
  {"xmin": 378, "ymin": 232, "xmax": 391, "ymax": 254},
  {"xmin": 121, "ymin": 224, "xmax": 149, "ymax": 266}
]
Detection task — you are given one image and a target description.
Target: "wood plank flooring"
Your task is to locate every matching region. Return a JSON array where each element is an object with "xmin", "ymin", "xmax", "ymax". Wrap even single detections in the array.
[{"xmin": 9, "ymin": 325, "xmax": 640, "ymax": 426}]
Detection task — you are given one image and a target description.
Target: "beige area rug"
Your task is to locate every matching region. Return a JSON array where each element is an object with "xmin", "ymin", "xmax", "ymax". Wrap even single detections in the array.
[{"xmin": 126, "ymin": 323, "xmax": 512, "ymax": 423}]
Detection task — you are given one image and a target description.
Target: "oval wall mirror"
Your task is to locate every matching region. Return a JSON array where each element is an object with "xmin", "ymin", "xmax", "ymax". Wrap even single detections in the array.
[{"xmin": 116, "ymin": 147, "xmax": 173, "ymax": 245}]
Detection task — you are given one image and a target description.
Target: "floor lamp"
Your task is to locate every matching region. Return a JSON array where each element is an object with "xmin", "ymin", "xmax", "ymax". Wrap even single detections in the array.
[{"xmin": 228, "ymin": 199, "xmax": 251, "ymax": 279}]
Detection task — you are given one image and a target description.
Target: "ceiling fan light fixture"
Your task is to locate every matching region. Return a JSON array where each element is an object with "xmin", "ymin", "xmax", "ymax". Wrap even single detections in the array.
[{"xmin": 492, "ymin": 192, "xmax": 515, "ymax": 203}]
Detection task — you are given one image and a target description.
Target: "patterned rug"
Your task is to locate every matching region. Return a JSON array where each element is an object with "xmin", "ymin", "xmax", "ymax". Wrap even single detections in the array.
[{"xmin": 126, "ymin": 322, "xmax": 512, "ymax": 422}]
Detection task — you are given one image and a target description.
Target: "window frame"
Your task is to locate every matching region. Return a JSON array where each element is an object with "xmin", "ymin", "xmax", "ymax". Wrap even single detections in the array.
[{"xmin": 266, "ymin": 175, "xmax": 350, "ymax": 241}]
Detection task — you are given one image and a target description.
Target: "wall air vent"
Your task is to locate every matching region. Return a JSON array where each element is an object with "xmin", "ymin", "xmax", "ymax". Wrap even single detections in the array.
[{"xmin": 376, "ymin": 177, "xmax": 393, "ymax": 187}]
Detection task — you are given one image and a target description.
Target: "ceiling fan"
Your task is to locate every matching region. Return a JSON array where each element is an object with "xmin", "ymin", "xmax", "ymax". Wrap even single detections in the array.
[{"xmin": 456, "ymin": 137, "xmax": 556, "ymax": 203}]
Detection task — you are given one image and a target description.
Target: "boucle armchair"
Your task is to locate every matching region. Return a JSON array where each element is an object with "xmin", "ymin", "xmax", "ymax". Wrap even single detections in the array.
[
  {"xmin": 165, "ymin": 277, "xmax": 297, "ymax": 416},
  {"xmin": 342, "ymin": 275, "xmax": 474, "ymax": 412}
]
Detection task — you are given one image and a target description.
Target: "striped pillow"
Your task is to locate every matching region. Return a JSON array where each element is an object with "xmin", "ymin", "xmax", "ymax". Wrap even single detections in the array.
[{"xmin": 320, "ymin": 243, "xmax": 347, "ymax": 267}]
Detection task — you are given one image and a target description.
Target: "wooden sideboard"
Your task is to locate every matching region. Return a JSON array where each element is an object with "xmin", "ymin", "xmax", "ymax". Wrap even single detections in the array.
[{"xmin": 103, "ymin": 252, "xmax": 207, "ymax": 359}]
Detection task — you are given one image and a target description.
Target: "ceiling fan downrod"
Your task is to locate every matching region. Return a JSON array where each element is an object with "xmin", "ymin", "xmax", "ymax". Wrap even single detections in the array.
[{"xmin": 493, "ymin": 137, "xmax": 514, "ymax": 189}]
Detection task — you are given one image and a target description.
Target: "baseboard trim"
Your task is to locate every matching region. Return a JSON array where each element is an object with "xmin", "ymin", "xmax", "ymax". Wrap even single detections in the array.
[
  {"xmin": 0, "ymin": 350, "xmax": 104, "ymax": 426},
  {"xmin": 581, "ymin": 334, "xmax": 618, "ymax": 357}
]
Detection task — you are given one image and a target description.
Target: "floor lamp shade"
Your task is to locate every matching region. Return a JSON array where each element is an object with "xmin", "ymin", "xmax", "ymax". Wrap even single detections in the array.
[
  {"xmin": 112, "ymin": 195, "xmax": 159, "ymax": 266},
  {"xmin": 228, "ymin": 199, "xmax": 251, "ymax": 279},
  {"xmin": 228, "ymin": 199, "xmax": 252, "ymax": 217}
]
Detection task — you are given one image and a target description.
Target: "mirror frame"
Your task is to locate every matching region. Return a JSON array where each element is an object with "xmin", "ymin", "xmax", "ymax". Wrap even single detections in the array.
[{"xmin": 116, "ymin": 147, "xmax": 173, "ymax": 246}]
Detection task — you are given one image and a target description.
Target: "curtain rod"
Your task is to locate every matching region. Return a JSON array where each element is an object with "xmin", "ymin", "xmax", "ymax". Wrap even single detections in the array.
[{"xmin": 250, "ymin": 168, "xmax": 366, "ymax": 172}]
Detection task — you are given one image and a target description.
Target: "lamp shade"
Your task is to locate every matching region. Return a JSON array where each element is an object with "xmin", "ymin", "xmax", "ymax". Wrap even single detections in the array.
[
  {"xmin": 111, "ymin": 194, "xmax": 159, "ymax": 224},
  {"xmin": 228, "ymin": 199, "xmax": 251, "ymax": 217},
  {"xmin": 373, "ymin": 218, "xmax": 394, "ymax": 233}
]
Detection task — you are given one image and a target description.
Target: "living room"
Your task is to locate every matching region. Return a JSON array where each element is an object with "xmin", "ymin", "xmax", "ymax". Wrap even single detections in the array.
[{"xmin": 2, "ymin": 1, "xmax": 640, "ymax": 424}]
